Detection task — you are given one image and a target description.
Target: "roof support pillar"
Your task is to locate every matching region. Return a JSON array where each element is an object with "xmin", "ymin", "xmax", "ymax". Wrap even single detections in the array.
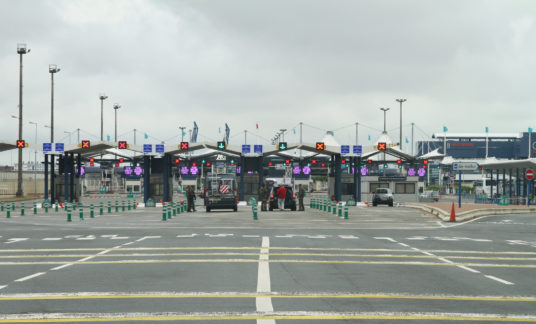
[
  {"xmin": 239, "ymin": 156, "xmax": 245, "ymax": 201},
  {"xmin": 44, "ymin": 154, "xmax": 49, "ymax": 201},
  {"xmin": 334, "ymin": 154, "xmax": 342, "ymax": 202},
  {"xmin": 163, "ymin": 154, "xmax": 170, "ymax": 203},
  {"xmin": 143, "ymin": 155, "xmax": 151, "ymax": 203}
]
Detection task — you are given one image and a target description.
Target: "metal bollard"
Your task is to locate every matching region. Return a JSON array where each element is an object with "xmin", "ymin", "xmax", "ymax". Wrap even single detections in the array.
[
  {"xmin": 327, "ymin": 200, "xmax": 331, "ymax": 213},
  {"xmin": 344, "ymin": 206, "xmax": 348, "ymax": 219},
  {"xmin": 122, "ymin": 200, "xmax": 125, "ymax": 212},
  {"xmin": 99, "ymin": 202, "xmax": 103, "ymax": 215},
  {"xmin": 72, "ymin": 200, "xmax": 76, "ymax": 210},
  {"xmin": 55, "ymin": 200, "xmax": 59, "ymax": 212},
  {"xmin": 115, "ymin": 200, "xmax": 119, "ymax": 212},
  {"xmin": 33, "ymin": 201, "xmax": 37, "ymax": 215},
  {"xmin": 90, "ymin": 204, "xmax": 94, "ymax": 218},
  {"xmin": 338, "ymin": 202, "xmax": 342, "ymax": 217},
  {"xmin": 172, "ymin": 202, "xmax": 176, "ymax": 216},
  {"xmin": 66, "ymin": 204, "xmax": 72, "ymax": 222},
  {"xmin": 162, "ymin": 205, "xmax": 167, "ymax": 221},
  {"xmin": 127, "ymin": 200, "xmax": 131, "ymax": 211},
  {"xmin": 6, "ymin": 204, "xmax": 10, "ymax": 218},
  {"xmin": 11, "ymin": 201, "xmax": 15, "ymax": 212},
  {"xmin": 44, "ymin": 202, "xmax": 49, "ymax": 213},
  {"xmin": 21, "ymin": 202, "xmax": 25, "ymax": 216},
  {"xmin": 332, "ymin": 201, "xmax": 337, "ymax": 215},
  {"xmin": 133, "ymin": 200, "xmax": 137, "ymax": 209},
  {"xmin": 1, "ymin": 201, "xmax": 4, "ymax": 212},
  {"xmin": 108, "ymin": 201, "xmax": 112, "ymax": 214},
  {"xmin": 167, "ymin": 203, "xmax": 172, "ymax": 219},
  {"xmin": 79, "ymin": 204, "xmax": 84, "ymax": 220},
  {"xmin": 323, "ymin": 200, "xmax": 327, "ymax": 212}
]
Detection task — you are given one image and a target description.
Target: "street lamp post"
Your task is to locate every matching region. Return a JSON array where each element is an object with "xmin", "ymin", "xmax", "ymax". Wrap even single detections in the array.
[
  {"xmin": 16, "ymin": 43, "xmax": 30, "ymax": 197},
  {"xmin": 64, "ymin": 131, "xmax": 72, "ymax": 144},
  {"xmin": 99, "ymin": 94, "xmax": 108, "ymax": 141},
  {"xmin": 279, "ymin": 129, "xmax": 287, "ymax": 142},
  {"xmin": 113, "ymin": 104, "xmax": 121, "ymax": 142},
  {"xmin": 29, "ymin": 121, "xmax": 38, "ymax": 195},
  {"xmin": 379, "ymin": 108, "xmax": 390, "ymax": 134},
  {"xmin": 49, "ymin": 65, "xmax": 60, "ymax": 143},
  {"xmin": 396, "ymin": 99, "xmax": 406, "ymax": 149}
]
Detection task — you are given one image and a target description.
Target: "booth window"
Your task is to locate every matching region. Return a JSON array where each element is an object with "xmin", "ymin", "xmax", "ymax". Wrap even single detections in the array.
[{"xmin": 396, "ymin": 183, "xmax": 415, "ymax": 194}]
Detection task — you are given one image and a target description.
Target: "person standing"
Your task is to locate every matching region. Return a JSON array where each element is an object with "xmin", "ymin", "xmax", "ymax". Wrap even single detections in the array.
[
  {"xmin": 259, "ymin": 184, "xmax": 267, "ymax": 211},
  {"xmin": 187, "ymin": 185, "xmax": 196, "ymax": 212},
  {"xmin": 276, "ymin": 185, "xmax": 287, "ymax": 211},
  {"xmin": 298, "ymin": 184, "xmax": 305, "ymax": 211}
]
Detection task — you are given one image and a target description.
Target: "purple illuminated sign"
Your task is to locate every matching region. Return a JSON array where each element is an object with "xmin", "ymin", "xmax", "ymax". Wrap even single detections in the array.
[
  {"xmin": 360, "ymin": 166, "xmax": 369, "ymax": 176},
  {"xmin": 134, "ymin": 166, "xmax": 143, "ymax": 176},
  {"xmin": 407, "ymin": 168, "xmax": 416, "ymax": 176},
  {"xmin": 418, "ymin": 168, "xmax": 426, "ymax": 177},
  {"xmin": 190, "ymin": 166, "xmax": 199, "ymax": 175},
  {"xmin": 236, "ymin": 166, "xmax": 241, "ymax": 174},
  {"xmin": 180, "ymin": 166, "xmax": 189, "ymax": 175},
  {"xmin": 293, "ymin": 166, "xmax": 301, "ymax": 175},
  {"xmin": 124, "ymin": 166, "xmax": 133, "ymax": 175},
  {"xmin": 302, "ymin": 166, "xmax": 311, "ymax": 175},
  {"xmin": 79, "ymin": 166, "xmax": 85, "ymax": 176}
]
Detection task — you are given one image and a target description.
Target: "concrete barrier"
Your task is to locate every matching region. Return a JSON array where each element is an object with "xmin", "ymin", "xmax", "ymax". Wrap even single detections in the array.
[{"xmin": 405, "ymin": 203, "xmax": 536, "ymax": 222}]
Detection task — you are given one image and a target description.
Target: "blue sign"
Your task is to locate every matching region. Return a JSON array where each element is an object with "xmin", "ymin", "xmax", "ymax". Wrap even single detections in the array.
[
  {"xmin": 55, "ymin": 143, "xmax": 64, "ymax": 153},
  {"xmin": 143, "ymin": 144, "xmax": 152, "ymax": 154},
  {"xmin": 254, "ymin": 145, "xmax": 263, "ymax": 154},
  {"xmin": 353, "ymin": 145, "xmax": 362, "ymax": 156},
  {"xmin": 341, "ymin": 145, "xmax": 350, "ymax": 155},
  {"xmin": 43, "ymin": 143, "xmax": 52, "ymax": 153},
  {"xmin": 155, "ymin": 144, "xmax": 165, "ymax": 154},
  {"xmin": 242, "ymin": 145, "xmax": 251, "ymax": 154}
]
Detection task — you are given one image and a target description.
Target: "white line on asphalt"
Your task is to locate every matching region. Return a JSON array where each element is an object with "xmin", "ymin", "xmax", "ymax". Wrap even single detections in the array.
[
  {"xmin": 485, "ymin": 275, "xmax": 514, "ymax": 285},
  {"xmin": 457, "ymin": 265, "xmax": 480, "ymax": 273},
  {"xmin": 14, "ymin": 272, "xmax": 46, "ymax": 282},
  {"xmin": 437, "ymin": 258, "xmax": 455, "ymax": 264},
  {"xmin": 257, "ymin": 236, "xmax": 275, "ymax": 324},
  {"xmin": 135, "ymin": 236, "xmax": 161, "ymax": 242},
  {"xmin": 5, "ymin": 238, "xmax": 28, "ymax": 244},
  {"xmin": 122, "ymin": 242, "xmax": 134, "ymax": 246},
  {"xmin": 50, "ymin": 264, "xmax": 73, "ymax": 271},
  {"xmin": 437, "ymin": 221, "xmax": 446, "ymax": 228},
  {"xmin": 242, "ymin": 235, "xmax": 260, "ymax": 238},
  {"xmin": 398, "ymin": 243, "xmax": 409, "ymax": 247},
  {"xmin": 373, "ymin": 237, "xmax": 396, "ymax": 242},
  {"xmin": 42, "ymin": 238, "xmax": 62, "ymax": 241}
]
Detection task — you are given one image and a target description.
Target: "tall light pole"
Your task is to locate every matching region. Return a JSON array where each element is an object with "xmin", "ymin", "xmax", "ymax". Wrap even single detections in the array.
[
  {"xmin": 49, "ymin": 65, "xmax": 60, "ymax": 143},
  {"xmin": 29, "ymin": 121, "xmax": 38, "ymax": 195},
  {"xmin": 113, "ymin": 103, "xmax": 121, "ymax": 142},
  {"xmin": 16, "ymin": 43, "xmax": 30, "ymax": 197},
  {"xmin": 280, "ymin": 129, "xmax": 287, "ymax": 142},
  {"xmin": 379, "ymin": 108, "xmax": 390, "ymax": 134},
  {"xmin": 396, "ymin": 99, "xmax": 406, "ymax": 149},
  {"xmin": 99, "ymin": 94, "xmax": 108, "ymax": 141}
]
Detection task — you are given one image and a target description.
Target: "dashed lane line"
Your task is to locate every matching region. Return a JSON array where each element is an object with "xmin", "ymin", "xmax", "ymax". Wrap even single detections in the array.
[
  {"xmin": 14, "ymin": 272, "xmax": 46, "ymax": 282},
  {"xmin": 485, "ymin": 275, "xmax": 515, "ymax": 285},
  {"xmin": 256, "ymin": 236, "xmax": 275, "ymax": 324}
]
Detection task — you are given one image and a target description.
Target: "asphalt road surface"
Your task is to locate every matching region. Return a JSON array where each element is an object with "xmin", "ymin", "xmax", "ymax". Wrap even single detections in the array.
[{"xmin": 0, "ymin": 203, "xmax": 535, "ymax": 323}]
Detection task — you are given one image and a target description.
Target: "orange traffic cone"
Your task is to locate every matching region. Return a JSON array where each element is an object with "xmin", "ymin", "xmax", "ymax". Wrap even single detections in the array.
[{"xmin": 449, "ymin": 202, "xmax": 456, "ymax": 222}]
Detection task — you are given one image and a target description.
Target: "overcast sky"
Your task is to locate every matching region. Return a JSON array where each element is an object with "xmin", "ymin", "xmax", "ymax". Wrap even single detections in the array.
[{"xmin": 1, "ymin": 0, "xmax": 535, "ymax": 163}]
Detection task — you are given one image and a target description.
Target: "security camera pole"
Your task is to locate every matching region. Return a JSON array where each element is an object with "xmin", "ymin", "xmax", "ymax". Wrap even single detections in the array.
[{"xmin": 16, "ymin": 44, "xmax": 30, "ymax": 197}]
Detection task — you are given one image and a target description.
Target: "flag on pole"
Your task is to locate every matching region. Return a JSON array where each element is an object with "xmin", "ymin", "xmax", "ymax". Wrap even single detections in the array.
[
  {"xmin": 144, "ymin": 133, "xmax": 148, "ymax": 139},
  {"xmin": 256, "ymin": 123, "xmax": 259, "ymax": 129},
  {"xmin": 443, "ymin": 126, "xmax": 448, "ymax": 132},
  {"xmin": 218, "ymin": 127, "xmax": 221, "ymax": 134},
  {"xmin": 485, "ymin": 126, "xmax": 489, "ymax": 133},
  {"xmin": 293, "ymin": 128, "xmax": 296, "ymax": 135},
  {"xmin": 368, "ymin": 134, "xmax": 371, "ymax": 141},
  {"xmin": 405, "ymin": 137, "xmax": 409, "ymax": 143},
  {"xmin": 107, "ymin": 135, "xmax": 110, "ymax": 142}
]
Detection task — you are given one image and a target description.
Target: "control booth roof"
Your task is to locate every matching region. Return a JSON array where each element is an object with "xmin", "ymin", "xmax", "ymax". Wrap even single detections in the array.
[{"xmin": 0, "ymin": 141, "xmax": 17, "ymax": 153}]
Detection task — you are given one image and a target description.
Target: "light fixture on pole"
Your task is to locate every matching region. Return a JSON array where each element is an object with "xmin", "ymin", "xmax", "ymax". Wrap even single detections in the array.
[
  {"xmin": 279, "ymin": 129, "xmax": 287, "ymax": 142},
  {"xmin": 379, "ymin": 108, "xmax": 390, "ymax": 134},
  {"xmin": 395, "ymin": 99, "xmax": 406, "ymax": 149},
  {"xmin": 49, "ymin": 64, "xmax": 60, "ymax": 143},
  {"xmin": 16, "ymin": 43, "xmax": 30, "ymax": 197},
  {"xmin": 113, "ymin": 103, "xmax": 121, "ymax": 142},
  {"xmin": 29, "ymin": 121, "xmax": 38, "ymax": 195},
  {"xmin": 99, "ymin": 94, "xmax": 108, "ymax": 141}
]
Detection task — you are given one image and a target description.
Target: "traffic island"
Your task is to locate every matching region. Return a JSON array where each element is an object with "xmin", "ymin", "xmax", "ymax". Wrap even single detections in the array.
[{"xmin": 405, "ymin": 202, "xmax": 536, "ymax": 222}]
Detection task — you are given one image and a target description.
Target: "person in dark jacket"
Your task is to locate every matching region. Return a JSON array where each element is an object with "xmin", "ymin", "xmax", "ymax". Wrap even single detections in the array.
[
  {"xmin": 298, "ymin": 184, "xmax": 305, "ymax": 211},
  {"xmin": 186, "ymin": 186, "xmax": 196, "ymax": 212},
  {"xmin": 259, "ymin": 184, "xmax": 267, "ymax": 211}
]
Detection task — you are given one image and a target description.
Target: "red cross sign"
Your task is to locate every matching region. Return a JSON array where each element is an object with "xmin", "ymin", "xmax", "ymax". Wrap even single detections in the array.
[
  {"xmin": 16, "ymin": 140, "xmax": 25, "ymax": 148},
  {"xmin": 81, "ymin": 140, "xmax": 91, "ymax": 149},
  {"xmin": 316, "ymin": 142, "xmax": 325, "ymax": 151},
  {"xmin": 180, "ymin": 142, "xmax": 189, "ymax": 150},
  {"xmin": 118, "ymin": 141, "xmax": 127, "ymax": 149}
]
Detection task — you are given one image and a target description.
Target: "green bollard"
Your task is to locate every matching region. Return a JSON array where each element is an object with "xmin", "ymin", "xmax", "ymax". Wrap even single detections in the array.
[
  {"xmin": 327, "ymin": 200, "xmax": 331, "ymax": 213},
  {"xmin": 344, "ymin": 206, "xmax": 348, "ymax": 219},
  {"xmin": 127, "ymin": 200, "xmax": 131, "ymax": 211},
  {"xmin": 99, "ymin": 202, "xmax": 103, "ymax": 215},
  {"xmin": 79, "ymin": 204, "xmax": 84, "ymax": 220},
  {"xmin": 167, "ymin": 204, "xmax": 172, "ymax": 219},
  {"xmin": 6, "ymin": 204, "xmax": 10, "ymax": 218},
  {"xmin": 122, "ymin": 200, "xmax": 125, "ymax": 212},
  {"xmin": 338, "ymin": 202, "xmax": 342, "ymax": 217},
  {"xmin": 332, "ymin": 201, "xmax": 337, "ymax": 215},
  {"xmin": 11, "ymin": 201, "xmax": 15, "ymax": 212},
  {"xmin": 177, "ymin": 202, "xmax": 182, "ymax": 215},
  {"xmin": 72, "ymin": 200, "xmax": 76, "ymax": 210},
  {"xmin": 108, "ymin": 201, "xmax": 112, "ymax": 214},
  {"xmin": 311, "ymin": 198, "xmax": 315, "ymax": 209},
  {"xmin": 55, "ymin": 200, "xmax": 59, "ymax": 212},
  {"xmin": 162, "ymin": 205, "xmax": 167, "ymax": 221},
  {"xmin": 33, "ymin": 201, "xmax": 37, "ymax": 215},
  {"xmin": 323, "ymin": 200, "xmax": 327, "ymax": 212},
  {"xmin": 44, "ymin": 202, "xmax": 49, "ymax": 213},
  {"xmin": 66, "ymin": 204, "xmax": 72, "ymax": 222},
  {"xmin": 114, "ymin": 200, "xmax": 118, "ymax": 212},
  {"xmin": 90, "ymin": 204, "xmax": 94, "ymax": 218},
  {"xmin": 172, "ymin": 203, "xmax": 176, "ymax": 216},
  {"xmin": 21, "ymin": 202, "xmax": 25, "ymax": 216},
  {"xmin": 1, "ymin": 201, "xmax": 4, "ymax": 212},
  {"xmin": 251, "ymin": 198, "xmax": 258, "ymax": 220}
]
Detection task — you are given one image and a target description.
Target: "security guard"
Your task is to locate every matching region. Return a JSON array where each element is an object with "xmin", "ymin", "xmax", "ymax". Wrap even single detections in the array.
[
  {"xmin": 259, "ymin": 184, "xmax": 267, "ymax": 211},
  {"xmin": 186, "ymin": 186, "xmax": 196, "ymax": 212},
  {"xmin": 298, "ymin": 184, "xmax": 305, "ymax": 211}
]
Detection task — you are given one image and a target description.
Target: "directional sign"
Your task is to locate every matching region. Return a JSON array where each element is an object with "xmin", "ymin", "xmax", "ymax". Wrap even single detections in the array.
[
  {"xmin": 42, "ymin": 143, "xmax": 52, "ymax": 153},
  {"xmin": 55, "ymin": 143, "xmax": 64, "ymax": 153},
  {"xmin": 278, "ymin": 142, "xmax": 287, "ymax": 151},
  {"xmin": 242, "ymin": 145, "xmax": 251, "ymax": 154},
  {"xmin": 353, "ymin": 145, "xmax": 362, "ymax": 156},
  {"xmin": 155, "ymin": 144, "xmax": 165, "ymax": 154},
  {"xmin": 452, "ymin": 162, "xmax": 479, "ymax": 171},
  {"xmin": 254, "ymin": 145, "xmax": 263, "ymax": 154},
  {"xmin": 217, "ymin": 141, "xmax": 226, "ymax": 150},
  {"xmin": 340, "ymin": 145, "xmax": 350, "ymax": 155},
  {"xmin": 143, "ymin": 144, "xmax": 152, "ymax": 154},
  {"xmin": 526, "ymin": 169, "xmax": 535, "ymax": 181},
  {"xmin": 16, "ymin": 140, "xmax": 25, "ymax": 148}
]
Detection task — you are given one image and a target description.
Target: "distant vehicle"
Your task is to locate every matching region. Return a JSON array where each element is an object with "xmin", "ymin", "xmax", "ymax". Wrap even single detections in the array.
[
  {"xmin": 269, "ymin": 185, "xmax": 297, "ymax": 211},
  {"xmin": 203, "ymin": 173, "xmax": 238, "ymax": 212},
  {"xmin": 372, "ymin": 188, "xmax": 394, "ymax": 207},
  {"xmin": 419, "ymin": 190, "xmax": 439, "ymax": 202},
  {"xmin": 473, "ymin": 178, "xmax": 501, "ymax": 197}
]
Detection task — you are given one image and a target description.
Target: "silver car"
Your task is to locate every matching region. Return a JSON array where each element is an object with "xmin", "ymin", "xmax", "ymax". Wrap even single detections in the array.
[{"xmin": 372, "ymin": 188, "xmax": 394, "ymax": 207}]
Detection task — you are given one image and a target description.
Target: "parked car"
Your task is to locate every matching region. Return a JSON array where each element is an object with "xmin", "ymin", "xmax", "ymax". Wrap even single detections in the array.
[
  {"xmin": 372, "ymin": 188, "xmax": 394, "ymax": 207},
  {"xmin": 268, "ymin": 185, "xmax": 297, "ymax": 211},
  {"xmin": 419, "ymin": 190, "xmax": 440, "ymax": 202}
]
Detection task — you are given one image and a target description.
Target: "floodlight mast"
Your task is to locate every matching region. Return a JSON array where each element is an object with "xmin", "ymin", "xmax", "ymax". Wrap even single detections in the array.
[{"xmin": 99, "ymin": 94, "xmax": 108, "ymax": 141}]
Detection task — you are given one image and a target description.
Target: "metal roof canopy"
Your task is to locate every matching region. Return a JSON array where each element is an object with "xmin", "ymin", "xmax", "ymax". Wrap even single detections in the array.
[
  {"xmin": 0, "ymin": 141, "xmax": 16, "ymax": 153},
  {"xmin": 480, "ymin": 158, "xmax": 536, "ymax": 170}
]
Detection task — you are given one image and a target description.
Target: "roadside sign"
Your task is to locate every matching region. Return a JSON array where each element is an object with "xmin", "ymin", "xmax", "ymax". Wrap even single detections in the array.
[
  {"xmin": 143, "ymin": 144, "xmax": 152, "ymax": 154},
  {"xmin": 242, "ymin": 145, "xmax": 251, "ymax": 154},
  {"xmin": 340, "ymin": 145, "xmax": 350, "ymax": 155},
  {"xmin": 55, "ymin": 143, "xmax": 64, "ymax": 153},
  {"xmin": 43, "ymin": 143, "xmax": 52, "ymax": 153},
  {"xmin": 254, "ymin": 145, "xmax": 263, "ymax": 154},
  {"xmin": 526, "ymin": 169, "xmax": 535, "ymax": 181},
  {"xmin": 353, "ymin": 145, "xmax": 362, "ymax": 156},
  {"xmin": 155, "ymin": 144, "xmax": 165, "ymax": 154},
  {"xmin": 452, "ymin": 162, "xmax": 479, "ymax": 171}
]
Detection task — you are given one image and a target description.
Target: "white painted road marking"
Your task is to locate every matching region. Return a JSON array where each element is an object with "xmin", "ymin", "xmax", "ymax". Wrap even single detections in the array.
[
  {"xmin": 485, "ymin": 275, "xmax": 514, "ymax": 285},
  {"xmin": 5, "ymin": 238, "xmax": 28, "ymax": 244},
  {"xmin": 257, "ymin": 236, "xmax": 275, "ymax": 324},
  {"xmin": 14, "ymin": 272, "xmax": 46, "ymax": 282}
]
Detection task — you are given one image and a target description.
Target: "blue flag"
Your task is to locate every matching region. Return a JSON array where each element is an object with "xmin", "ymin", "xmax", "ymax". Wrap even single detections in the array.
[
  {"xmin": 218, "ymin": 127, "xmax": 221, "ymax": 134},
  {"xmin": 405, "ymin": 137, "xmax": 409, "ymax": 143},
  {"xmin": 144, "ymin": 133, "xmax": 148, "ymax": 139},
  {"xmin": 443, "ymin": 126, "xmax": 448, "ymax": 132},
  {"xmin": 106, "ymin": 135, "xmax": 110, "ymax": 142},
  {"xmin": 293, "ymin": 128, "xmax": 296, "ymax": 134},
  {"xmin": 485, "ymin": 126, "xmax": 489, "ymax": 133},
  {"xmin": 368, "ymin": 134, "xmax": 371, "ymax": 141}
]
